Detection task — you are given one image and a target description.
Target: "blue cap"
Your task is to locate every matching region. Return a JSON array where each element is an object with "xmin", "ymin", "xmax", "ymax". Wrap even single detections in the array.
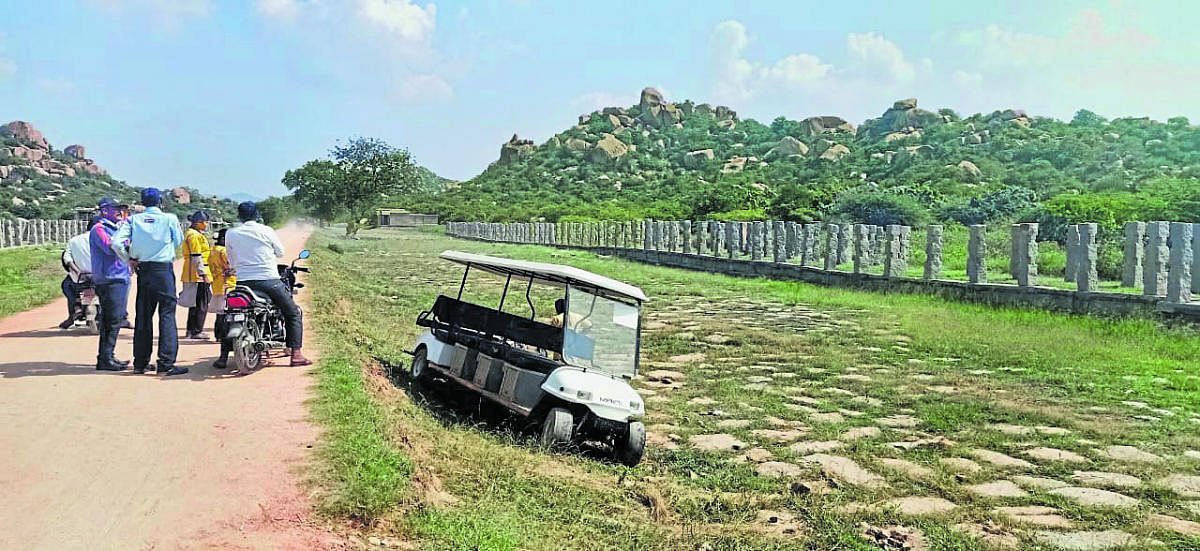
[
  {"xmin": 97, "ymin": 197, "xmax": 124, "ymax": 209},
  {"xmin": 188, "ymin": 210, "xmax": 210, "ymax": 223},
  {"xmin": 237, "ymin": 201, "xmax": 258, "ymax": 222},
  {"xmin": 140, "ymin": 187, "xmax": 162, "ymax": 206}
]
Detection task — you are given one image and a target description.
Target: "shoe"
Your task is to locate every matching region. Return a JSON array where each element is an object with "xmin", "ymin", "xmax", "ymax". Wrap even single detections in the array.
[
  {"xmin": 213, "ymin": 358, "xmax": 228, "ymax": 369},
  {"xmin": 290, "ymin": 350, "xmax": 313, "ymax": 367},
  {"xmin": 120, "ymin": 320, "xmax": 134, "ymax": 329},
  {"xmin": 96, "ymin": 364, "xmax": 124, "ymax": 371},
  {"xmin": 133, "ymin": 367, "xmax": 146, "ymax": 374},
  {"xmin": 113, "ymin": 359, "xmax": 130, "ymax": 367},
  {"xmin": 163, "ymin": 367, "xmax": 189, "ymax": 376},
  {"xmin": 190, "ymin": 333, "xmax": 211, "ymax": 341},
  {"xmin": 59, "ymin": 318, "xmax": 75, "ymax": 329}
]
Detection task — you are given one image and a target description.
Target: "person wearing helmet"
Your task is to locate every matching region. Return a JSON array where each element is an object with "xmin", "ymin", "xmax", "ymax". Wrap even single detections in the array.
[
  {"xmin": 181, "ymin": 210, "xmax": 213, "ymax": 340},
  {"xmin": 90, "ymin": 198, "xmax": 132, "ymax": 371}
]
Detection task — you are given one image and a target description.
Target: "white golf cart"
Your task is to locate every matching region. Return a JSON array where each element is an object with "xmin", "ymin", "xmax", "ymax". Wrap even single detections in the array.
[{"xmin": 407, "ymin": 251, "xmax": 649, "ymax": 466}]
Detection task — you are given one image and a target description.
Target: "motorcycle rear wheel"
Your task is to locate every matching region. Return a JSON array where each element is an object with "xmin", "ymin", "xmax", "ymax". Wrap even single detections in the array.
[{"xmin": 231, "ymin": 333, "xmax": 262, "ymax": 372}]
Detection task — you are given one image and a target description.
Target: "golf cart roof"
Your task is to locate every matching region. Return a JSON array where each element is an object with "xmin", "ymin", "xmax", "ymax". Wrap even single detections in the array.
[{"xmin": 440, "ymin": 250, "xmax": 648, "ymax": 303}]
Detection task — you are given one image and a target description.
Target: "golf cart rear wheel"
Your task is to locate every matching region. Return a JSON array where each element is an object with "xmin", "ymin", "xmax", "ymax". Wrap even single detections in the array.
[
  {"xmin": 410, "ymin": 347, "xmax": 428, "ymax": 380},
  {"xmin": 540, "ymin": 407, "xmax": 574, "ymax": 448},
  {"xmin": 614, "ymin": 421, "xmax": 646, "ymax": 467}
]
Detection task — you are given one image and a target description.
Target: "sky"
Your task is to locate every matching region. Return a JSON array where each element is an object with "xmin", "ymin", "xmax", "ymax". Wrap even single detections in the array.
[{"xmin": 3, "ymin": 0, "xmax": 1199, "ymax": 198}]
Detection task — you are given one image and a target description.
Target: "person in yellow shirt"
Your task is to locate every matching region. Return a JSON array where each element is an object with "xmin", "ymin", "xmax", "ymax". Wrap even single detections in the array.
[
  {"xmin": 209, "ymin": 228, "xmax": 238, "ymax": 370},
  {"xmin": 181, "ymin": 211, "xmax": 213, "ymax": 340}
]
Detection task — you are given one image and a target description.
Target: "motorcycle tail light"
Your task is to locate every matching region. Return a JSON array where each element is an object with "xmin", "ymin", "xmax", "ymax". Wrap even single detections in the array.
[{"xmin": 226, "ymin": 296, "xmax": 250, "ymax": 309}]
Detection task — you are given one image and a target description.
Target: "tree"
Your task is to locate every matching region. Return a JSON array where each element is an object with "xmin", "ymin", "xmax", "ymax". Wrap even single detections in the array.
[{"xmin": 283, "ymin": 137, "xmax": 420, "ymax": 236}]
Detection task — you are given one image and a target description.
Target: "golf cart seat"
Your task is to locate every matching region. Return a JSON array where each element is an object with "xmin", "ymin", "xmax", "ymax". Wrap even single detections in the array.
[{"xmin": 419, "ymin": 295, "xmax": 563, "ymax": 371}]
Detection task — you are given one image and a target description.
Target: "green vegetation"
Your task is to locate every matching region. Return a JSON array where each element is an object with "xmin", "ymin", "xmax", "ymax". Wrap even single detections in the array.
[
  {"xmin": 404, "ymin": 96, "xmax": 1200, "ymax": 242},
  {"xmin": 0, "ymin": 245, "xmax": 63, "ymax": 318},
  {"xmin": 309, "ymin": 227, "xmax": 1200, "ymax": 550}
]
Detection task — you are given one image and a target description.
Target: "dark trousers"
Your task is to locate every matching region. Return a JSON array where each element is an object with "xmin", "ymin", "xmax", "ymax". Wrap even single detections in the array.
[
  {"xmin": 62, "ymin": 276, "xmax": 83, "ymax": 319},
  {"xmin": 215, "ymin": 314, "xmax": 230, "ymax": 357},
  {"xmin": 242, "ymin": 278, "xmax": 303, "ymax": 349},
  {"xmin": 133, "ymin": 262, "xmax": 179, "ymax": 370},
  {"xmin": 95, "ymin": 280, "xmax": 129, "ymax": 367},
  {"xmin": 186, "ymin": 282, "xmax": 212, "ymax": 335}
]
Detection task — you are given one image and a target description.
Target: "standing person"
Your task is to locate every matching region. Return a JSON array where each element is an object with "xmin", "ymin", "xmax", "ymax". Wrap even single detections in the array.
[
  {"xmin": 208, "ymin": 228, "xmax": 237, "ymax": 369},
  {"xmin": 181, "ymin": 211, "xmax": 213, "ymax": 340},
  {"xmin": 112, "ymin": 188, "xmax": 186, "ymax": 376},
  {"xmin": 58, "ymin": 222, "xmax": 94, "ymax": 329},
  {"xmin": 89, "ymin": 198, "xmax": 132, "ymax": 371},
  {"xmin": 226, "ymin": 202, "xmax": 311, "ymax": 367}
]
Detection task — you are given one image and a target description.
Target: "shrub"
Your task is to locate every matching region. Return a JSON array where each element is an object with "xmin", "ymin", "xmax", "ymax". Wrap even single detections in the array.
[{"xmin": 831, "ymin": 191, "xmax": 928, "ymax": 227}]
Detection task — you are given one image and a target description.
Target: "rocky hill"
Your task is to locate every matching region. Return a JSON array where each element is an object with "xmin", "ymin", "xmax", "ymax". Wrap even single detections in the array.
[
  {"xmin": 415, "ymin": 87, "xmax": 1200, "ymax": 237},
  {"xmin": 0, "ymin": 121, "xmax": 237, "ymax": 221}
]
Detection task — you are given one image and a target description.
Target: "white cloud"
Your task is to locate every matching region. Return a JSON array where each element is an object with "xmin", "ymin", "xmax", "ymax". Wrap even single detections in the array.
[
  {"xmin": 395, "ymin": 73, "xmax": 452, "ymax": 102},
  {"xmin": 255, "ymin": 0, "xmax": 301, "ymax": 21},
  {"xmin": 359, "ymin": 0, "xmax": 437, "ymax": 45},
  {"xmin": 846, "ymin": 32, "xmax": 914, "ymax": 82},
  {"xmin": 711, "ymin": 20, "xmax": 756, "ymax": 101},
  {"xmin": 760, "ymin": 54, "xmax": 831, "ymax": 84}
]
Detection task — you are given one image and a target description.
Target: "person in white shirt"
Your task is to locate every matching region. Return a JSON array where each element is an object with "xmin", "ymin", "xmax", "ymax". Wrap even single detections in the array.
[
  {"xmin": 59, "ymin": 227, "xmax": 94, "ymax": 329},
  {"xmin": 222, "ymin": 202, "xmax": 311, "ymax": 367}
]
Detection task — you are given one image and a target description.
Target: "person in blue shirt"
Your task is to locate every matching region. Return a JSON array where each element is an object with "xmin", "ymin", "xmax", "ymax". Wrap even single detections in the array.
[
  {"xmin": 90, "ymin": 198, "xmax": 132, "ymax": 371},
  {"xmin": 112, "ymin": 188, "xmax": 186, "ymax": 376}
]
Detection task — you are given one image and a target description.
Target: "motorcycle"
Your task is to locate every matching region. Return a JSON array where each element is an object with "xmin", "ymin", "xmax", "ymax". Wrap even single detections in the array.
[{"xmin": 220, "ymin": 249, "xmax": 310, "ymax": 372}]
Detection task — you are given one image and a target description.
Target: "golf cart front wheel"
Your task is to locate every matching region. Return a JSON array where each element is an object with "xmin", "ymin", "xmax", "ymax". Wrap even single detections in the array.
[
  {"xmin": 614, "ymin": 421, "xmax": 646, "ymax": 467},
  {"xmin": 540, "ymin": 407, "xmax": 574, "ymax": 448}
]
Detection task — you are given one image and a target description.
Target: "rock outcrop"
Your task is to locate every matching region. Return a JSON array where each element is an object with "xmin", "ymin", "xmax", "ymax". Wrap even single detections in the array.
[
  {"xmin": 1, "ymin": 121, "xmax": 106, "ymax": 183},
  {"xmin": 859, "ymin": 98, "xmax": 945, "ymax": 139},
  {"xmin": 684, "ymin": 149, "xmax": 715, "ymax": 169},
  {"xmin": 589, "ymin": 133, "xmax": 629, "ymax": 165},
  {"xmin": 957, "ymin": 160, "xmax": 982, "ymax": 180},
  {"xmin": 819, "ymin": 144, "xmax": 851, "ymax": 162},
  {"xmin": 765, "ymin": 136, "xmax": 809, "ymax": 160},
  {"xmin": 1, "ymin": 121, "xmax": 50, "ymax": 150},
  {"xmin": 801, "ymin": 116, "xmax": 854, "ymax": 136},
  {"xmin": 171, "ymin": 187, "xmax": 191, "ymax": 205},
  {"xmin": 498, "ymin": 134, "xmax": 535, "ymax": 164},
  {"xmin": 64, "ymin": 145, "xmax": 86, "ymax": 160}
]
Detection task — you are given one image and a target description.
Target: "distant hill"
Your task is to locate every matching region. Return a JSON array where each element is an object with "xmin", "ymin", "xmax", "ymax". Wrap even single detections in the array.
[
  {"xmin": 227, "ymin": 192, "xmax": 263, "ymax": 203},
  {"xmin": 415, "ymin": 87, "xmax": 1200, "ymax": 237},
  {"xmin": 0, "ymin": 121, "xmax": 237, "ymax": 221}
]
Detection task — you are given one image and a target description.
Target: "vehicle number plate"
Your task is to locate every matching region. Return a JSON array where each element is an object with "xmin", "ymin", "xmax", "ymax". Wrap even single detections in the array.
[{"xmin": 230, "ymin": 314, "xmax": 245, "ymax": 321}]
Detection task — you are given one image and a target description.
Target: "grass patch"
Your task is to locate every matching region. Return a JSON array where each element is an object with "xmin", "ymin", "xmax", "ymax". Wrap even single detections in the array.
[
  {"xmin": 0, "ymin": 245, "xmax": 63, "ymax": 318},
  {"xmin": 308, "ymin": 226, "xmax": 1200, "ymax": 550}
]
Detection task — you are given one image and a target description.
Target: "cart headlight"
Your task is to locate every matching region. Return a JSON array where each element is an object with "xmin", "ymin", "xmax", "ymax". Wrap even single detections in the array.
[
  {"xmin": 576, "ymin": 390, "xmax": 593, "ymax": 401},
  {"xmin": 630, "ymin": 400, "xmax": 642, "ymax": 411}
]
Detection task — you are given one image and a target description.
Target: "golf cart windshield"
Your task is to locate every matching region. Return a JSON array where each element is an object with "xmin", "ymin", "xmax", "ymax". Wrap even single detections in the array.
[{"xmin": 562, "ymin": 285, "xmax": 639, "ymax": 378}]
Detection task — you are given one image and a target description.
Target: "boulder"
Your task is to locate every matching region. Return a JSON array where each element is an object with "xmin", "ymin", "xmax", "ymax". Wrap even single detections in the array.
[
  {"xmin": 607, "ymin": 114, "xmax": 622, "ymax": 128},
  {"xmin": 64, "ymin": 144, "xmax": 86, "ymax": 160},
  {"xmin": 9, "ymin": 146, "xmax": 47, "ymax": 162},
  {"xmin": 894, "ymin": 98, "xmax": 918, "ymax": 110},
  {"xmin": 12, "ymin": 196, "xmax": 25, "ymax": 206},
  {"xmin": 498, "ymin": 134, "xmax": 535, "ymax": 164},
  {"xmin": 722, "ymin": 156, "xmax": 748, "ymax": 174},
  {"xmin": 819, "ymin": 144, "xmax": 851, "ymax": 162},
  {"xmin": 957, "ymin": 160, "xmax": 982, "ymax": 180},
  {"xmin": 601, "ymin": 107, "xmax": 626, "ymax": 116},
  {"xmin": 714, "ymin": 105, "xmax": 737, "ymax": 122},
  {"xmin": 80, "ymin": 162, "xmax": 106, "ymax": 176},
  {"xmin": 884, "ymin": 130, "xmax": 921, "ymax": 142},
  {"xmin": 693, "ymin": 103, "xmax": 713, "ymax": 117},
  {"xmin": 684, "ymin": 149, "xmax": 715, "ymax": 169},
  {"xmin": 801, "ymin": 116, "xmax": 854, "ymax": 136},
  {"xmin": 639, "ymin": 87, "xmax": 665, "ymax": 113},
  {"xmin": 171, "ymin": 187, "xmax": 191, "ymax": 205},
  {"xmin": 0, "ymin": 165, "xmax": 12, "ymax": 179},
  {"xmin": 566, "ymin": 138, "xmax": 592, "ymax": 151},
  {"xmin": 1, "ymin": 121, "xmax": 50, "ymax": 150},
  {"xmin": 717, "ymin": 119, "xmax": 736, "ymax": 131},
  {"xmin": 589, "ymin": 133, "xmax": 629, "ymax": 165},
  {"xmin": 767, "ymin": 136, "xmax": 809, "ymax": 159}
]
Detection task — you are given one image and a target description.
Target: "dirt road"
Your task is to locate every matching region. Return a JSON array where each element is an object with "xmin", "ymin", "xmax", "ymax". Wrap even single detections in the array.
[{"xmin": 0, "ymin": 222, "xmax": 342, "ymax": 550}]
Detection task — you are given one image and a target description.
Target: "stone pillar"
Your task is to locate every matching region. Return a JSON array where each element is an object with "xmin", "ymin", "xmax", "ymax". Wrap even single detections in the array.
[
  {"xmin": 1012, "ymin": 223, "xmax": 1039, "ymax": 287},
  {"xmin": 650, "ymin": 221, "xmax": 661, "ymax": 251},
  {"xmin": 799, "ymin": 224, "xmax": 816, "ymax": 266},
  {"xmin": 883, "ymin": 225, "xmax": 911, "ymax": 278},
  {"xmin": 642, "ymin": 220, "xmax": 652, "ymax": 250},
  {"xmin": 1064, "ymin": 225, "xmax": 1080, "ymax": 282},
  {"xmin": 967, "ymin": 224, "xmax": 987, "ymax": 283},
  {"xmin": 0, "ymin": 219, "xmax": 8, "ymax": 247},
  {"xmin": 1144, "ymin": 221, "xmax": 1169, "ymax": 296},
  {"xmin": 736, "ymin": 222, "xmax": 747, "ymax": 255},
  {"xmin": 748, "ymin": 221, "xmax": 762, "ymax": 261},
  {"xmin": 852, "ymin": 225, "xmax": 869, "ymax": 273},
  {"xmin": 1077, "ymin": 223, "xmax": 1099, "ymax": 293},
  {"xmin": 726, "ymin": 222, "xmax": 738, "ymax": 259},
  {"xmin": 772, "ymin": 221, "xmax": 785, "ymax": 262},
  {"xmin": 784, "ymin": 222, "xmax": 798, "ymax": 260},
  {"xmin": 1122, "ymin": 222, "xmax": 1145, "ymax": 287},
  {"xmin": 824, "ymin": 223, "xmax": 839, "ymax": 270},
  {"xmin": 837, "ymin": 224, "xmax": 851, "ymax": 265},
  {"xmin": 924, "ymin": 225, "xmax": 943, "ymax": 280},
  {"xmin": 706, "ymin": 221, "xmax": 717, "ymax": 256},
  {"xmin": 1167, "ymin": 222, "xmax": 1194, "ymax": 303},
  {"xmin": 1194, "ymin": 223, "xmax": 1200, "ymax": 294},
  {"xmin": 869, "ymin": 226, "xmax": 884, "ymax": 266},
  {"xmin": 681, "ymin": 220, "xmax": 692, "ymax": 254}
]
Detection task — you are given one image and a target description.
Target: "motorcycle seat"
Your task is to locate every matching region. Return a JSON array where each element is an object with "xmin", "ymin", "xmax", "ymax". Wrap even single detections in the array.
[{"xmin": 232, "ymin": 285, "xmax": 271, "ymax": 304}]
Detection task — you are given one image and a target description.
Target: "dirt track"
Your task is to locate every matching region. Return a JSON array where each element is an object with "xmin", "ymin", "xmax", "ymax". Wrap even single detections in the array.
[{"xmin": 0, "ymin": 222, "xmax": 343, "ymax": 550}]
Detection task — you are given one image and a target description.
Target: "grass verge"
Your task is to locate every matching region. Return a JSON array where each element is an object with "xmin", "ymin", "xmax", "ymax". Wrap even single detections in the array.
[{"xmin": 0, "ymin": 245, "xmax": 64, "ymax": 319}]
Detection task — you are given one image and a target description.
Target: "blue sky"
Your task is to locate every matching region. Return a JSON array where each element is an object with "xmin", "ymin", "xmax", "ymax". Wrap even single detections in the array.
[{"xmin": 3, "ymin": 0, "xmax": 1198, "ymax": 198}]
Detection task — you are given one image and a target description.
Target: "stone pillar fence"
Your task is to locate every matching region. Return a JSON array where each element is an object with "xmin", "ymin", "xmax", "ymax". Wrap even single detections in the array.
[
  {"xmin": 444, "ymin": 218, "xmax": 1200, "ymax": 304},
  {"xmin": 0, "ymin": 218, "xmax": 89, "ymax": 250}
]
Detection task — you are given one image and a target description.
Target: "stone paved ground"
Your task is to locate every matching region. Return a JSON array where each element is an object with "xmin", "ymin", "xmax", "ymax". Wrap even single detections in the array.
[{"xmin": 630, "ymin": 290, "xmax": 1200, "ymax": 550}]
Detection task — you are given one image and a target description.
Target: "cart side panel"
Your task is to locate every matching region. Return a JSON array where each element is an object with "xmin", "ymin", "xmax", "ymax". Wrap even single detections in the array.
[
  {"xmin": 450, "ymin": 344, "xmax": 469, "ymax": 374},
  {"xmin": 500, "ymin": 364, "xmax": 548, "ymax": 409}
]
